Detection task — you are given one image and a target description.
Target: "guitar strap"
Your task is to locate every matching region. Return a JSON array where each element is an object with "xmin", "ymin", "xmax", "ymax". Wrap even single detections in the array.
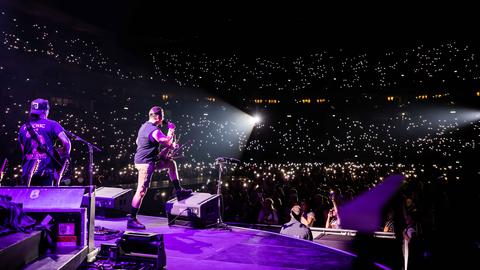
[{"xmin": 24, "ymin": 120, "xmax": 62, "ymax": 168}]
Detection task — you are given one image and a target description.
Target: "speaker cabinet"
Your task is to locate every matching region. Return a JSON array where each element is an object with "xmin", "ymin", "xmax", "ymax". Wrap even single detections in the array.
[
  {"xmin": 165, "ymin": 192, "xmax": 220, "ymax": 228},
  {"xmin": 84, "ymin": 186, "xmax": 133, "ymax": 217}
]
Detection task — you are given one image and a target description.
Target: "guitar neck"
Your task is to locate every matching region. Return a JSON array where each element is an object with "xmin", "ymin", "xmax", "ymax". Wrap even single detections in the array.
[
  {"xmin": 55, "ymin": 159, "xmax": 70, "ymax": 186},
  {"xmin": 27, "ymin": 159, "xmax": 41, "ymax": 187},
  {"xmin": 0, "ymin": 158, "xmax": 7, "ymax": 182}
]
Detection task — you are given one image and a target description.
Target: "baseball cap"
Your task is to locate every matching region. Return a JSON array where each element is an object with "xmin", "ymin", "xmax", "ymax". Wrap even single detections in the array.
[{"xmin": 30, "ymin": 98, "xmax": 50, "ymax": 115}]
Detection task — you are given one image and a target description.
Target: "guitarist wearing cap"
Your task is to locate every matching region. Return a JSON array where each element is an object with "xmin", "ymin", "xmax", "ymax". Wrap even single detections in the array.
[
  {"xmin": 128, "ymin": 106, "xmax": 192, "ymax": 230},
  {"xmin": 18, "ymin": 98, "xmax": 71, "ymax": 186}
]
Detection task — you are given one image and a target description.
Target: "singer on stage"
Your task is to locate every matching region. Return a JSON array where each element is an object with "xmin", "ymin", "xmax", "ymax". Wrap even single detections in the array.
[{"xmin": 128, "ymin": 106, "xmax": 192, "ymax": 229}]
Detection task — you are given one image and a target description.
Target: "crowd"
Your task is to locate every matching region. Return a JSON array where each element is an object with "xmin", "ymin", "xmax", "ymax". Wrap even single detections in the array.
[
  {"xmin": 1, "ymin": 88, "xmax": 476, "ymax": 187},
  {"xmin": 151, "ymin": 43, "xmax": 480, "ymax": 93},
  {"xmin": 2, "ymin": 8, "xmax": 480, "ymax": 95}
]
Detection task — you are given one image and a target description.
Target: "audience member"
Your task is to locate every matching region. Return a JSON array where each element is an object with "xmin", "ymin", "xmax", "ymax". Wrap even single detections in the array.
[
  {"xmin": 325, "ymin": 190, "xmax": 341, "ymax": 229},
  {"xmin": 280, "ymin": 205, "xmax": 313, "ymax": 241},
  {"xmin": 257, "ymin": 198, "xmax": 279, "ymax": 225},
  {"xmin": 300, "ymin": 200, "xmax": 316, "ymax": 227}
]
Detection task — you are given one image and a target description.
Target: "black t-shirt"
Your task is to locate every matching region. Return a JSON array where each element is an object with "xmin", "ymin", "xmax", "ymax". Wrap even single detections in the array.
[
  {"xmin": 18, "ymin": 118, "xmax": 64, "ymax": 172},
  {"xmin": 134, "ymin": 121, "xmax": 160, "ymax": 164}
]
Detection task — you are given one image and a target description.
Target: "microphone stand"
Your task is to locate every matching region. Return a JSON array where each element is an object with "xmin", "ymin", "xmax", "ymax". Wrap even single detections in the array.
[
  {"xmin": 208, "ymin": 158, "xmax": 231, "ymax": 230},
  {"xmin": 64, "ymin": 130, "xmax": 102, "ymax": 195},
  {"xmin": 64, "ymin": 130, "xmax": 102, "ymax": 255}
]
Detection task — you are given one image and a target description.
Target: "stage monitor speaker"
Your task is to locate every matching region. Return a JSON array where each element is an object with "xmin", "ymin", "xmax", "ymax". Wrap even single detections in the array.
[
  {"xmin": 84, "ymin": 186, "xmax": 132, "ymax": 217},
  {"xmin": 165, "ymin": 192, "xmax": 220, "ymax": 228}
]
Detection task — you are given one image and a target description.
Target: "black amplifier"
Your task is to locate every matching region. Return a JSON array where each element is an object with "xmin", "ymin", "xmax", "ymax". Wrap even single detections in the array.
[{"xmin": 118, "ymin": 231, "xmax": 166, "ymax": 269}]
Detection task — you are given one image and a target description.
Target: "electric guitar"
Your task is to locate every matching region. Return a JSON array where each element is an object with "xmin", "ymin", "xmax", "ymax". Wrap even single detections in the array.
[
  {"xmin": 26, "ymin": 159, "xmax": 41, "ymax": 187},
  {"xmin": 158, "ymin": 135, "xmax": 179, "ymax": 160},
  {"xmin": 158, "ymin": 135, "xmax": 190, "ymax": 161},
  {"xmin": 0, "ymin": 158, "xmax": 8, "ymax": 185}
]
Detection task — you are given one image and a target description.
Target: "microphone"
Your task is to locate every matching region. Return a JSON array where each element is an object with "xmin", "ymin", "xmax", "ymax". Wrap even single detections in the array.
[
  {"xmin": 215, "ymin": 157, "xmax": 242, "ymax": 164},
  {"xmin": 163, "ymin": 120, "xmax": 176, "ymax": 130}
]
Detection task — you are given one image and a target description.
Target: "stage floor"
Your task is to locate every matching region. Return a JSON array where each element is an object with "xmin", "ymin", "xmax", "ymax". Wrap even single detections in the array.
[{"xmin": 94, "ymin": 215, "xmax": 387, "ymax": 270}]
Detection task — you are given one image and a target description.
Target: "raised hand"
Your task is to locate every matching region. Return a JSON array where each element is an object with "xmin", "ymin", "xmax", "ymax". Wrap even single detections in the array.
[{"xmin": 329, "ymin": 190, "xmax": 336, "ymax": 201}]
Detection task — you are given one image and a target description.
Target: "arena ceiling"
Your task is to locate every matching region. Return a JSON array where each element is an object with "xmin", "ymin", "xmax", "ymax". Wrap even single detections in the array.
[{"xmin": 3, "ymin": 1, "xmax": 478, "ymax": 55}]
